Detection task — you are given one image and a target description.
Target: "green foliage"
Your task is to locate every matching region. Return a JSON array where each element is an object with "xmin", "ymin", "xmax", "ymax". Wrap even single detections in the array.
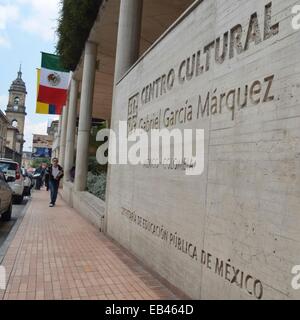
[
  {"xmin": 31, "ymin": 158, "xmax": 51, "ymax": 168},
  {"xmin": 87, "ymin": 171, "xmax": 107, "ymax": 201},
  {"xmin": 89, "ymin": 121, "xmax": 107, "ymax": 152},
  {"xmin": 87, "ymin": 156, "xmax": 107, "ymax": 200},
  {"xmin": 56, "ymin": 0, "xmax": 103, "ymax": 71},
  {"xmin": 88, "ymin": 156, "xmax": 107, "ymax": 176}
]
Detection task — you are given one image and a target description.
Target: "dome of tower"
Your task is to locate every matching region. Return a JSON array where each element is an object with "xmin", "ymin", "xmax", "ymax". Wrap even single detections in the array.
[{"xmin": 9, "ymin": 67, "xmax": 27, "ymax": 94}]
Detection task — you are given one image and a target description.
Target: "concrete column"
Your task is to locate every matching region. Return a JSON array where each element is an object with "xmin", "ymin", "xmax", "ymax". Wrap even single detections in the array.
[
  {"xmin": 104, "ymin": 0, "xmax": 143, "ymax": 233},
  {"xmin": 114, "ymin": 0, "xmax": 143, "ymax": 82},
  {"xmin": 56, "ymin": 115, "xmax": 62, "ymax": 159},
  {"xmin": 59, "ymin": 105, "xmax": 68, "ymax": 166},
  {"xmin": 64, "ymin": 77, "xmax": 79, "ymax": 181},
  {"xmin": 74, "ymin": 41, "xmax": 97, "ymax": 192}
]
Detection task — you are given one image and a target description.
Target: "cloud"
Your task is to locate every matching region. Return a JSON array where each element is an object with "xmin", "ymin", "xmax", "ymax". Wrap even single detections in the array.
[
  {"xmin": 0, "ymin": 4, "xmax": 19, "ymax": 30},
  {"xmin": 0, "ymin": 0, "xmax": 60, "ymax": 45},
  {"xmin": 0, "ymin": 34, "xmax": 11, "ymax": 48},
  {"xmin": 17, "ymin": 0, "xmax": 61, "ymax": 42},
  {"xmin": 0, "ymin": 3, "xmax": 19, "ymax": 47}
]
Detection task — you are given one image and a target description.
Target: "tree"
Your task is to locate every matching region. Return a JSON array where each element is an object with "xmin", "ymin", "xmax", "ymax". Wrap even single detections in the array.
[{"xmin": 31, "ymin": 158, "xmax": 51, "ymax": 169}]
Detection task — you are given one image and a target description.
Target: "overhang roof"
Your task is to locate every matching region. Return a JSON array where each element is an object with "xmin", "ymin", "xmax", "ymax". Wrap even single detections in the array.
[{"xmin": 73, "ymin": 0, "xmax": 195, "ymax": 121}]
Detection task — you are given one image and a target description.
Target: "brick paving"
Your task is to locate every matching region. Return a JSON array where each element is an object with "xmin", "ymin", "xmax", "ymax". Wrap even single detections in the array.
[{"xmin": 0, "ymin": 190, "xmax": 178, "ymax": 300}]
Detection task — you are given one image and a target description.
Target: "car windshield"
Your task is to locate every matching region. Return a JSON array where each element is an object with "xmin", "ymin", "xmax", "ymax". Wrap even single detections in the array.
[{"xmin": 0, "ymin": 162, "xmax": 18, "ymax": 172}]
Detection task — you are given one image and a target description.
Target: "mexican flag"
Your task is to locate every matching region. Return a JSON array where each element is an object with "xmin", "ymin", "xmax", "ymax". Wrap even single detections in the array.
[
  {"xmin": 36, "ymin": 69, "xmax": 63, "ymax": 115},
  {"xmin": 38, "ymin": 52, "xmax": 70, "ymax": 107}
]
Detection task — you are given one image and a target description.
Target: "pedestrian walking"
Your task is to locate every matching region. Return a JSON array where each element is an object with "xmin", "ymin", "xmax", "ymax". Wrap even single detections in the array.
[
  {"xmin": 34, "ymin": 164, "xmax": 45, "ymax": 190},
  {"xmin": 45, "ymin": 158, "xmax": 64, "ymax": 207},
  {"xmin": 44, "ymin": 164, "xmax": 50, "ymax": 191}
]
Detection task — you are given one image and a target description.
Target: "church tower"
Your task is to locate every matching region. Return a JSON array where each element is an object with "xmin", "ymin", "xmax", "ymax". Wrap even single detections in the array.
[{"xmin": 5, "ymin": 66, "xmax": 27, "ymax": 153}]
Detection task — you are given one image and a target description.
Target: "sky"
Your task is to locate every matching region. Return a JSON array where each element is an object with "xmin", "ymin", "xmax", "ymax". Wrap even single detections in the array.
[{"xmin": 0, "ymin": 0, "xmax": 61, "ymax": 152}]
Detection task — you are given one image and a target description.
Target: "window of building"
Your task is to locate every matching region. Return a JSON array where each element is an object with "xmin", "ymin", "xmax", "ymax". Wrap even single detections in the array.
[
  {"xmin": 13, "ymin": 97, "xmax": 20, "ymax": 111},
  {"xmin": 14, "ymin": 97, "xmax": 20, "ymax": 105},
  {"xmin": 12, "ymin": 120, "xmax": 18, "ymax": 128}
]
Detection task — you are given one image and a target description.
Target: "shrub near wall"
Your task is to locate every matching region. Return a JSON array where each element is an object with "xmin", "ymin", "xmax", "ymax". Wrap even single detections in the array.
[
  {"xmin": 86, "ymin": 121, "xmax": 108, "ymax": 200},
  {"xmin": 87, "ymin": 171, "xmax": 107, "ymax": 201},
  {"xmin": 87, "ymin": 157, "xmax": 107, "ymax": 201}
]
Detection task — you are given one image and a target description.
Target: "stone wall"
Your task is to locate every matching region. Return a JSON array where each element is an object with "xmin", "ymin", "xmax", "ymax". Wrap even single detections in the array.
[
  {"xmin": 107, "ymin": 0, "xmax": 300, "ymax": 299},
  {"xmin": 62, "ymin": 182, "xmax": 106, "ymax": 232}
]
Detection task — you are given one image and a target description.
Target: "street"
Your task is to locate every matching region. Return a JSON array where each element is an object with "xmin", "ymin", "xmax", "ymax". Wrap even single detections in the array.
[{"xmin": 0, "ymin": 199, "xmax": 29, "ymax": 262}]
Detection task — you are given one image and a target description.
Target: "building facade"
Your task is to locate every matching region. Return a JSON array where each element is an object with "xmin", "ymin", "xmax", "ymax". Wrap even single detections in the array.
[
  {"xmin": 22, "ymin": 151, "xmax": 32, "ymax": 169},
  {"xmin": 32, "ymin": 134, "xmax": 53, "ymax": 159},
  {"xmin": 0, "ymin": 110, "xmax": 9, "ymax": 158},
  {"xmin": 57, "ymin": 0, "xmax": 300, "ymax": 300},
  {"xmin": 4, "ymin": 67, "xmax": 27, "ymax": 163},
  {"xmin": 48, "ymin": 119, "xmax": 61, "ymax": 159}
]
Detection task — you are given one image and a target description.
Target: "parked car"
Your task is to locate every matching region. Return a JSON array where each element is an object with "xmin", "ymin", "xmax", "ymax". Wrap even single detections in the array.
[
  {"xmin": 21, "ymin": 168, "xmax": 33, "ymax": 197},
  {"xmin": 0, "ymin": 171, "xmax": 13, "ymax": 221},
  {"xmin": 0, "ymin": 159, "xmax": 25, "ymax": 204}
]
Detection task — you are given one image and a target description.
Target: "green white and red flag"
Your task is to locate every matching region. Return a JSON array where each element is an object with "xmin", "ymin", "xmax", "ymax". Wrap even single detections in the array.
[{"xmin": 38, "ymin": 52, "xmax": 70, "ymax": 107}]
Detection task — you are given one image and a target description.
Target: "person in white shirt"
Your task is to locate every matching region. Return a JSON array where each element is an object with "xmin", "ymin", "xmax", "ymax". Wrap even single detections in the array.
[{"xmin": 45, "ymin": 158, "xmax": 64, "ymax": 207}]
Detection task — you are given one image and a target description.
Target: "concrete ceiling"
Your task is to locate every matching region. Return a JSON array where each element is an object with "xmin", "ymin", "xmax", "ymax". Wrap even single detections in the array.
[{"xmin": 75, "ymin": 0, "xmax": 195, "ymax": 121}]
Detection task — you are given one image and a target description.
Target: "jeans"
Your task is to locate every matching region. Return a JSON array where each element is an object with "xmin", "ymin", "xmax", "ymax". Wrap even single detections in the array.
[
  {"xmin": 49, "ymin": 180, "xmax": 59, "ymax": 205},
  {"xmin": 35, "ymin": 178, "xmax": 43, "ymax": 190}
]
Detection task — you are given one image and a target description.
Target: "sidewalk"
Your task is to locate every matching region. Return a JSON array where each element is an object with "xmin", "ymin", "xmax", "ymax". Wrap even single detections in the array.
[{"xmin": 0, "ymin": 190, "xmax": 179, "ymax": 300}]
